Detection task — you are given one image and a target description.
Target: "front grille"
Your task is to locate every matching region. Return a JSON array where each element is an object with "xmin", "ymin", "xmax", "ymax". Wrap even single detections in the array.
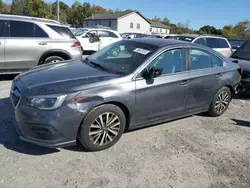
[{"xmin": 10, "ymin": 83, "xmax": 21, "ymax": 108}]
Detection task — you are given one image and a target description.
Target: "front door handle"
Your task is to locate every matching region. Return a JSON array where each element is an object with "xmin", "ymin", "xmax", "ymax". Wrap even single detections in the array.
[
  {"xmin": 38, "ymin": 42, "xmax": 47, "ymax": 45},
  {"xmin": 216, "ymin": 73, "xmax": 222, "ymax": 78},
  {"xmin": 180, "ymin": 80, "xmax": 189, "ymax": 85}
]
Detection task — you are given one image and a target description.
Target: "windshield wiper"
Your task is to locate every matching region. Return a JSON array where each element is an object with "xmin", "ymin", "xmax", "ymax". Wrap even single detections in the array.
[{"xmin": 84, "ymin": 58, "xmax": 109, "ymax": 72}]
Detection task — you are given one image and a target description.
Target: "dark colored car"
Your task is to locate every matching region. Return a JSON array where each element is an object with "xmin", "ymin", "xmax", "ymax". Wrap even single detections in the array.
[
  {"xmin": 11, "ymin": 38, "xmax": 241, "ymax": 151},
  {"xmin": 228, "ymin": 38, "xmax": 247, "ymax": 52},
  {"xmin": 230, "ymin": 40, "xmax": 250, "ymax": 93}
]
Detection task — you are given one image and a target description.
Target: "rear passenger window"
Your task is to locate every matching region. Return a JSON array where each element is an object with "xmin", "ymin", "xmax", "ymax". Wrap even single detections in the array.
[
  {"xmin": 47, "ymin": 24, "xmax": 76, "ymax": 39},
  {"xmin": 190, "ymin": 49, "xmax": 223, "ymax": 70},
  {"xmin": 34, "ymin": 24, "xmax": 49, "ymax": 38},
  {"xmin": 206, "ymin": 38, "xmax": 220, "ymax": 48},
  {"xmin": 9, "ymin": 21, "xmax": 34, "ymax": 37},
  {"xmin": 190, "ymin": 49, "xmax": 211, "ymax": 70},
  {"xmin": 211, "ymin": 54, "xmax": 223, "ymax": 67},
  {"xmin": 194, "ymin": 38, "xmax": 206, "ymax": 46},
  {"xmin": 151, "ymin": 49, "xmax": 186, "ymax": 74},
  {"xmin": 218, "ymin": 39, "xmax": 229, "ymax": 48},
  {"xmin": 107, "ymin": 31, "xmax": 118, "ymax": 38}
]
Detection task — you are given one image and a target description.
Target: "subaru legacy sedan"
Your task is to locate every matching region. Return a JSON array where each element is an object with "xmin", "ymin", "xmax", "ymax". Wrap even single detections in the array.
[{"xmin": 10, "ymin": 38, "xmax": 241, "ymax": 151}]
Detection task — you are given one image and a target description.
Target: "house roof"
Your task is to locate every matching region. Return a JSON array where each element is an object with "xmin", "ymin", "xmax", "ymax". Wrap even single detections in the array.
[
  {"xmin": 84, "ymin": 11, "xmax": 151, "ymax": 24},
  {"xmin": 150, "ymin": 21, "xmax": 171, "ymax": 29}
]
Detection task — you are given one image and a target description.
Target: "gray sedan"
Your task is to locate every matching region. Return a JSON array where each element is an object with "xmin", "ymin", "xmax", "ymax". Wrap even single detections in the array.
[{"xmin": 10, "ymin": 38, "xmax": 242, "ymax": 151}]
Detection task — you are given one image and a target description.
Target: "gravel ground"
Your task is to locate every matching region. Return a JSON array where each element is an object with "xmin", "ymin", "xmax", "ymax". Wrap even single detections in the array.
[{"xmin": 0, "ymin": 75, "xmax": 250, "ymax": 188}]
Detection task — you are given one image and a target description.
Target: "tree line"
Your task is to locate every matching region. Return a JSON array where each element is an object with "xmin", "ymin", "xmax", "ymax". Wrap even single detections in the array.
[{"xmin": 0, "ymin": 0, "xmax": 249, "ymax": 39}]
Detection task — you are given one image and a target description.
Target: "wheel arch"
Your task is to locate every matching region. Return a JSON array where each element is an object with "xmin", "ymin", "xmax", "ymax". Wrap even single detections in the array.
[{"xmin": 38, "ymin": 50, "xmax": 72, "ymax": 65}]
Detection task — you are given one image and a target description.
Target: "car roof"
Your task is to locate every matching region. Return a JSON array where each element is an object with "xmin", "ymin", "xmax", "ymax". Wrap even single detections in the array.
[
  {"xmin": 0, "ymin": 14, "xmax": 60, "ymax": 25},
  {"xmin": 129, "ymin": 38, "xmax": 194, "ymax": 47},
  {"xmin": 173, "ymin": 34, "xmax": 228, "ymax": 39}
]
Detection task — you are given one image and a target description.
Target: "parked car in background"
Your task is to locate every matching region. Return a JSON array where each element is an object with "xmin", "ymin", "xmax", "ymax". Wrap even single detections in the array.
[
  {"xmin": 11, "ymin": 38, "xmax": 241, "ymax": 151},
  {"xmin": 75, "ymin": 28, "xmax": 122, "ymax": 52},
  {"xmin": 230, "ymin": 40, "xmax": 250, "ymax": 93},
  {"xmin": 227, "ymin": 38, "xmax": 247, "ymax": 52},
  {"xmin": 0, "ymin": 14, "xmax": 83, "ymax": 74},
  {"xmin": 121, "ymin": 32, "xmax": 149, "ymax": 39},
  {"xmin": 169, "ymin": 34, "xmax": 233, "ymax": 57}
]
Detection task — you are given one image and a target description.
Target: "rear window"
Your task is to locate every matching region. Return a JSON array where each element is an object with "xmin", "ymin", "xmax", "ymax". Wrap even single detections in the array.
[
  {"xmin": 170, "ymin": 36, "xmax": 195, "ymax": 42},
  {"xmin": 47, "ymin": 25, "xmax": 76, "ymax": 39},
  {"xmin": 206, "ymin": 38, "xmax": 220, "ymax": 48},
  {"xmin": 218, "ymin": 39, "xmax": 229, "ymax": 48}
]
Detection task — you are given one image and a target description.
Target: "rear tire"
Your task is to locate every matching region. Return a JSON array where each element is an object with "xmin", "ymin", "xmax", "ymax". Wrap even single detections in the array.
[
  {"xmin": 78, "ymin": 104, "xmax": 126, "ymax": 151},
  {"xmin": 208, "ymin": 86, "xmax": 231, "ymax": 117},
  {"xmin": 43, "ymin": 56, "xmax": 64, "ymax": 64}
]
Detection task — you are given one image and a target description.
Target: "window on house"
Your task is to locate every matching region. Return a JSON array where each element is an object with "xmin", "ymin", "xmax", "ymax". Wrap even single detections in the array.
[
  {"xmin": 130, "ymin": 22, "xmax": 133, "ymax": 29},
  {"xmin": 109, "ymin": 21, "xmax": 111, "ymax": 27},
  {"xmin": 150, "ymin": 28, "xmax": 152, "ymax": 32},
  {"xmin": 137, "ymin": 23, "xmax": 140, "ymax": 29}
]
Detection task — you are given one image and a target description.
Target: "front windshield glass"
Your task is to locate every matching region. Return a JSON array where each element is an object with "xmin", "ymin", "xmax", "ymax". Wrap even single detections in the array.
[
  {"xmin": 84, "ymin": 40, "xmax": 157, "ymax": 75},
  {"xmin": 169, "ymin": 36, "xmax": 195, "ymax": 42},
  {"xmin": 74, "ymin": 29, "xmax": 89, "ymax": 36},
  {"xmin": 231, "ymin": 41, "xmax": 250, "ymax": 60}
]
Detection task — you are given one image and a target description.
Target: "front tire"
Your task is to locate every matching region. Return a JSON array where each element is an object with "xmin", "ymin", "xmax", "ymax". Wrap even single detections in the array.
[
  {"xmin": 208, "ymin": 86, "xmax": 231, "ymax": 117},
  {"xmin": 79, "ymin": 104, "xmax": 126, "ymax": 151}
]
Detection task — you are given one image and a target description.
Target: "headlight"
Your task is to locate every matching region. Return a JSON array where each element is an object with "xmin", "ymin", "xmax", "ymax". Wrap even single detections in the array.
[{"xmin": 26, "ymin": 92, "xmax": 79, "ymax": 110}]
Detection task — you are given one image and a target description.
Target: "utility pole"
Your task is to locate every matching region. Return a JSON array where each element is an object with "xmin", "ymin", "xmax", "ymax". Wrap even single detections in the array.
[{"xmin": 57, "ymin": 0, "xmax": 60, "ymax": 22}]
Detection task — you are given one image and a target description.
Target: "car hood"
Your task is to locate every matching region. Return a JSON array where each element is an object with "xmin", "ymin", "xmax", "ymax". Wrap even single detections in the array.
[{"xmin": 18, "ymin": 60, "xmax": 119, "ymax": 95}]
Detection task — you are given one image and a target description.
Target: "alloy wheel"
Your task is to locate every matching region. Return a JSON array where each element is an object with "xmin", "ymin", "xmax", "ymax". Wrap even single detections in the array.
[
  {"xmin": 89, "ymin": 112, "xmax": 120, "ymax": 146},
  {"xmin": 215, "ymin": 91, "xmax": 230, "ymax": 113}
]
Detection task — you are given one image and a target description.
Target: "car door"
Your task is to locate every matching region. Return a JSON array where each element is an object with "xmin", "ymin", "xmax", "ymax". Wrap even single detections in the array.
[
  {"xmin": 0, "ymin": 19, "xmax": 6, "ymax": 69},
  {"xmin": 135, "ymin": 48, "xmax": 191, "ymax": 125},
  {"xmin": 5, "ymin": 20, "xmax": 51, "ymax": 69},
  {"xmin": 78, "ymin": 30, "xmax": 99, "ymax": 51},
  {"xmin": 98, "ymin": 30, "xmax": 112, "ymax": 50},
  {"xmin": 186, "ymin": 48, "xmax": 225, "ymax": 111}
]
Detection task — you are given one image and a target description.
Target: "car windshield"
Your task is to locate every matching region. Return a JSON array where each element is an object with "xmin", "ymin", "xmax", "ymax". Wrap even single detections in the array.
[
  {"xmin": 83, "ymin": 40, "xmax": 157, "ymax": 75},
  {"xmin": 74, "ymin": 29, "xmax": 89, "ymax": 36},
  {"xmin": 231, "ymin": 41, "xmax": 250, "ymax": 60},
  {"xmin": 169, "ymin": 36, "xmax": 195, "ymax": 42}
]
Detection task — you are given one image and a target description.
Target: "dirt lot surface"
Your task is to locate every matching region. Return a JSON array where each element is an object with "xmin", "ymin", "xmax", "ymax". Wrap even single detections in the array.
[{"xmin": 0, "ymin": 75, "xmax": 250, "ymax": 188}]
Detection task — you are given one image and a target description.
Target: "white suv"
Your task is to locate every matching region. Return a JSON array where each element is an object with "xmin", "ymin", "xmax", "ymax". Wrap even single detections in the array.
[
  {"xmin": 169, "ymin": 34, "xmax": 233, "ymax": 57},
  {"xmin": 74, "ymin": 28, "xmax": 122, "ymax": 52}
]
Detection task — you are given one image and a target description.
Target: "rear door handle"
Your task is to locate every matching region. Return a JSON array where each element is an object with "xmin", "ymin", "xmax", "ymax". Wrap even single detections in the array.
[
  {"xmin": 38, "ymin": 42, "xmax": 47, "ymax": 45},
  {"xmin": 180, "ymin": 80, "xmax": 189, "ymax": 85},
  {"xmin": 216, "ymin": 73, "xmax": 222, "ymax": 78}
]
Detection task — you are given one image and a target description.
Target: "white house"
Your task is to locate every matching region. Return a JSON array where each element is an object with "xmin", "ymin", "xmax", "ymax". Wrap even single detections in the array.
[
  {"xmin": 83, "ymin": 11, "xmax": 151, "ymax": 34},
  {"xmin": 150, "ymin": 21, "xmax": 171, "ymax": 34}
]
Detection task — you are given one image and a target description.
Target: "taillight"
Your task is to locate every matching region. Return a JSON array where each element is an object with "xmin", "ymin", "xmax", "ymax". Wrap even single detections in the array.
[
  {"xmin": 230, "ymin": 48, "xmax": 233, "ymax": 52},
  {"xmin": 71, "ymin": 42, "xmax": 81, "ymax": 47}
]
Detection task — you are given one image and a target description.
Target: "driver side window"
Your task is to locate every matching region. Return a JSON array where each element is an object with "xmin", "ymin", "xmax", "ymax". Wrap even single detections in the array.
[{"xmin": 149, "ymin": 49, "xmax": 187, "ymax": 75}]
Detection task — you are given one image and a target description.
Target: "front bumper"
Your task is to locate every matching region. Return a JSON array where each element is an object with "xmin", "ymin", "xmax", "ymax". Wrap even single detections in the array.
[
  {"xmin": 14, "ymin": 104, "xmax": 84, "ymax": 148},
  {"xmin": 10, "ymin": 80, "xmax": 86, "ymax": 148}
]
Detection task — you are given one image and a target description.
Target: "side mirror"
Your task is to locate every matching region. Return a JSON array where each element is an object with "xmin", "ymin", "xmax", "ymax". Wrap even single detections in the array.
[
  {"xmin": 141, "ymin": 67, "xmax": 163, "ymax": 79},
  {"xmin": 89, "ymin": 36, "xmax": 100, "ymax": 43}
]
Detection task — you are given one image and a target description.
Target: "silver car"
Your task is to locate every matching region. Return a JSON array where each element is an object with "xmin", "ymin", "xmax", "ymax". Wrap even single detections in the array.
[
  {"xmin": 169, "ymin": 34, "xmax": 233, "ymax": 57},
  {"xmin": 0, "ymin": 14, "xmax": 83, "ymax": 74}
]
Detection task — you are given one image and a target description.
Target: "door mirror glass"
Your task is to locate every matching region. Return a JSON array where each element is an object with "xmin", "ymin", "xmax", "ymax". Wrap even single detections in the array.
[
  {"xmin": 141, "ymin": 67, "xmax": 162, "ymax": 79},
  {"xmin": 89, "ymin": 36, "xmax": 100, "ymax": 43}
]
